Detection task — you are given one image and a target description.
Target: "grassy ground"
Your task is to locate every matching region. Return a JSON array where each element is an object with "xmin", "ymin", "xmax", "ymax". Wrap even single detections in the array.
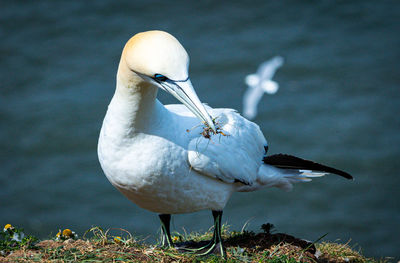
[{"xmin": 0, "ymin": 224, "xmax": 388, "ymax": 263}]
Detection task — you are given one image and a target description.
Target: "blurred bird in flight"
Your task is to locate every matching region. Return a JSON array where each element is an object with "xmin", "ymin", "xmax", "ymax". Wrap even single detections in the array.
[{"xmin": 243, "ymin": 56, "xmax": 284, "ymax": 120}]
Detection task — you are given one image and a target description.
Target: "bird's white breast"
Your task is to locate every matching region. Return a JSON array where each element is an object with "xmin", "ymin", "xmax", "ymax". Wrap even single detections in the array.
[{"xmin": 98, "ymin": 102, "xmax": 234, "ymax": 214}]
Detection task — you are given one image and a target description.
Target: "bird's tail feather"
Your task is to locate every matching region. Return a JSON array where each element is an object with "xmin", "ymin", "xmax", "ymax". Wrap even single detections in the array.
[
  {"xmin": 238, "ymin": 154, "xmax": 353, "ymax": 192},
  {"xmin": 263, "ymin": 154, "xmax": 353, "ymax": 179}
]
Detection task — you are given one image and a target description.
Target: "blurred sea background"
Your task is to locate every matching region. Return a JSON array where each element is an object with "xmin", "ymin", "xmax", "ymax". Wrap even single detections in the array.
[{"xmin": 1, "ymin": 0, "xmax": 399, "ymax": 259}]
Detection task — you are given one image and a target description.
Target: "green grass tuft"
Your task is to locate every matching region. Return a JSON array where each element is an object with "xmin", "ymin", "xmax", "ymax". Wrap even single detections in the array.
[{"xmin": 0, "ymin": 223, "xmax": 388, "ymax": 262}]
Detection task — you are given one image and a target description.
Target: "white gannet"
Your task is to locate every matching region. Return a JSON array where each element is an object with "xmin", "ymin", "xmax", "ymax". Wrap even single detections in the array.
[
  {"xmin": 98, "ymin": 31, "xmax": 352, "ymax": 257},
  {"xmin": 243, "ymin": 56, "xmax": 284, "ymax": 120}
]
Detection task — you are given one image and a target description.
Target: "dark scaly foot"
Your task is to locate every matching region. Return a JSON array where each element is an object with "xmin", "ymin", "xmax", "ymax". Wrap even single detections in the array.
[{"xmin": 177, "ymin": 210, "xmax": 226, "ymax": 258}]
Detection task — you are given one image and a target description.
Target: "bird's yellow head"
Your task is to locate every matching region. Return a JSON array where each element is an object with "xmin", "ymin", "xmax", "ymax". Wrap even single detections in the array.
[
  {"xmin": 121, "ymin": 30, "xmax": 189, "ymax": 82},
  {"xmin": 118, "ymin": 30, "xmax": 216, "ymax": 132}
]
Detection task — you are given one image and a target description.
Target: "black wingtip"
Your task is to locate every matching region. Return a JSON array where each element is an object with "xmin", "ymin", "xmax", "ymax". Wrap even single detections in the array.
[{"xmin": 263, "ymin": 154, "xmax": 353, "ymax": 180}]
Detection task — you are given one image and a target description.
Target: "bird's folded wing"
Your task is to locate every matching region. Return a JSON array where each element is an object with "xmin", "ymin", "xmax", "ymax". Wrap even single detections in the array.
[{"xmin": 188, "ymin": 109, "xmax": 266, "ymax": 185}]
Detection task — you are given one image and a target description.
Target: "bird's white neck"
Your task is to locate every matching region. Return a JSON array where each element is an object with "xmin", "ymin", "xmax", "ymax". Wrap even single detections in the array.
[{"xmin": 104, "ymin": 70, "xmax": 167, "ymax": 139}]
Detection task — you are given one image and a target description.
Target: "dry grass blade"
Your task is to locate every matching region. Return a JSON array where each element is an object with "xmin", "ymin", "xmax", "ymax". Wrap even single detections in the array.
[{"xmin": 1, "ymin": 225, "xmax": 385, "ymax": 263}]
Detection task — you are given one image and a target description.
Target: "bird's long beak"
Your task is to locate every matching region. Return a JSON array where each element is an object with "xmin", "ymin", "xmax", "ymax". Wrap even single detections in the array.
[{"xmin": 160, "ymin": 78, "xmax": 216, "ymax": 132}]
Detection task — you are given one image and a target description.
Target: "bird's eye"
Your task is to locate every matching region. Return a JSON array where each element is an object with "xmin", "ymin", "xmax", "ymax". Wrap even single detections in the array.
[{"xmin": 154, "ymin": 74, "xmax": 168, "ymax": 82}]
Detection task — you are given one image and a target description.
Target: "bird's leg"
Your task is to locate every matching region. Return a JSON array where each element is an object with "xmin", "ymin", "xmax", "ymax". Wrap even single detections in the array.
[
  {"xmin": 178, "ymin": 210, "xmax": 225, "ymax": 258},
  {"xmin": 196, "ymin": 210, "xmax": 225, "ymax": 257},
  {"xmin": 158, "ymin": 214, "xmax": 174, "ymax": 248}
]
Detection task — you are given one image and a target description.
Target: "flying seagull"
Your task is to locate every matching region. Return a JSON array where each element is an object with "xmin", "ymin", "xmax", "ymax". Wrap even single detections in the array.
[
  {"xmin": 243, "ymin": 56, "xmax": 284, "ymax": 120},
  {"xmin": 98, "ymin": 31, "xmax": 352, "ymax": 258}
]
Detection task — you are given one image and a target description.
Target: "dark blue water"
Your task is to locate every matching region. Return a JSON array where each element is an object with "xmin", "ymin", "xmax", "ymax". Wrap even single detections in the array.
[{"xmin": 1, "ymin": 0, "xmax": 399, "ymax": 259}]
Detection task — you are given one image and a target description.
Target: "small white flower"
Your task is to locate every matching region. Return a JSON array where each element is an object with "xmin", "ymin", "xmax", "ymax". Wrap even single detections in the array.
[{"xmin": 12, "ymin": 232, "xmax": 25, "ymax": 242}]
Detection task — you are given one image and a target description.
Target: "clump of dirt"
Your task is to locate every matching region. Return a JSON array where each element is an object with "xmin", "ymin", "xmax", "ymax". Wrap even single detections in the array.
[{"xmin": 223, "ymin": 224, "xmax": 317, "ymax": 262}]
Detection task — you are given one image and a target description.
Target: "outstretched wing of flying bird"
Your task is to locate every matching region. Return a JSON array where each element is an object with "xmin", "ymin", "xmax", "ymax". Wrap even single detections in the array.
[
  {"xmin": 257, "ymin": 56, "xmax": 284, "ymax": 81},
  {"xmin": 242, "ymin": 84, "xmax": 266, "ymax": 119}
]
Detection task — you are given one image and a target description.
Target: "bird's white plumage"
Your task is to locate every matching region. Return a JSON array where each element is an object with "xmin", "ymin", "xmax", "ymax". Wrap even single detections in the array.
[
  {"xmin": 256, "ymin": 56, "xmax": 284, "ymax": 80},
  {"xmin": 243, "ymin": 56, "xmax": 284, "ymax": 120},
  {"xmin": 98, "ymin": 31, "xmax": 321, "ymax": 217},
  {"xmin": 187, "ymin": 108, "xmax": 266, "ymax": 185},
  {"xmin": 99, "ymin": 100, "xmax": 234, "ymax": 214}
]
